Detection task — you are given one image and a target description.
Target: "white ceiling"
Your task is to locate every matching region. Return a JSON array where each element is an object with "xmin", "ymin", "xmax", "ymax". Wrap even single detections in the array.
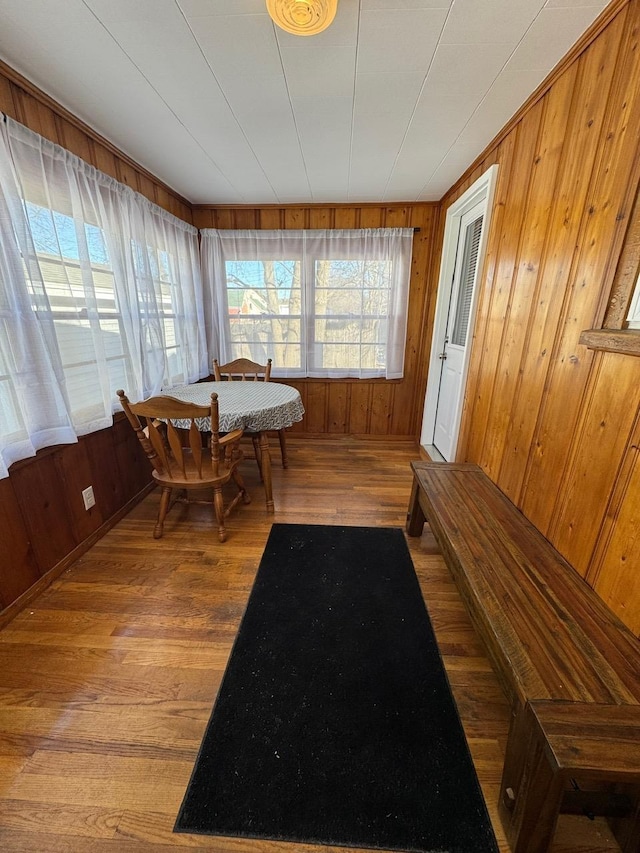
[{"xmin": 0, "ymin": 0, "xmax": 610, "ymax": 205}]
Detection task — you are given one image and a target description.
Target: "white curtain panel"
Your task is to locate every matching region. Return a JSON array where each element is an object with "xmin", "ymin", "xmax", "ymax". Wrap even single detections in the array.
[
  {"xmin": 0, "ymin": 120, "xmax": 77, "ymax": 478},
  {"xmin": 0, "ymin": 116, "xmax": 206, "ymax": 478},
  {"xmin": 201, "ymin": 228, "xmax": 413, "ymax": 380}
]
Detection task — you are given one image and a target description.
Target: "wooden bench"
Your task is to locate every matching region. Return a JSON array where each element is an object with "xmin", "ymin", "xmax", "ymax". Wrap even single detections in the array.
[{"xmin": 406, "ymin": 461, "xmax": 640, "ymax": 853}]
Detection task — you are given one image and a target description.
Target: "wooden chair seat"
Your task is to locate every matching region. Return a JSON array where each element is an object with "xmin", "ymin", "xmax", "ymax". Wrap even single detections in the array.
[
  {"xmin": 117, "ymin": 389, "xmax": 250, "ymax": 542},
  {"xmin": 212, "ymin": 357, "xmax": 289, "ymax": 470}
]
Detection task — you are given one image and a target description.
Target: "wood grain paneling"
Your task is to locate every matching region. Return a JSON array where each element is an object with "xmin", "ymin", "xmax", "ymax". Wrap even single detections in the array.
[
  {"xmin": 550, "ymin": 352, "xmax": 640, "ymax": 576},
  {"xmin": 591, "ymin": 432, "xmax": 640, "ymax": 635},
  {"xmin": 524, "ymin": 8, "xmax": 640, "ymax": 534},
  {"xmin": 194, "ymin": 203, "xmax": 438, "ymax": 438},
  {"xmin": 1, "ymin": 424, "xmax": 152, "ymax": 623},
  {"xmin": 10, "ymin": 453, "xmax": 79, "ymax": 574},
  {"xmin": 53, "ymin": 442, "xmax": 105, "ymax": 543},
  {"xmin": 446, "ymin": 0, "xmax": 640, "ymax": 634},
  {"xmin": 0, "ymin": 479, "xmax": 40, "ymax": 609},
  {"xmin": 473, "ymin": 100, "xmax": 546, "ymax": 478}
]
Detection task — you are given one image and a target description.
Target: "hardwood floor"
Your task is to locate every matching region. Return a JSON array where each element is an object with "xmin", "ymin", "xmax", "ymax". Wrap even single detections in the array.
[{"xmin": 0, "ymin": 438, "xmax": 621, "ymax": 852}]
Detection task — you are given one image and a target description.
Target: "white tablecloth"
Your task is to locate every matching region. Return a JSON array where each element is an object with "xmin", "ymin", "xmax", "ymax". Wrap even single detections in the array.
[{"xmin": 164, "ymin": 381, "xmax": 305, "ymax": 433}]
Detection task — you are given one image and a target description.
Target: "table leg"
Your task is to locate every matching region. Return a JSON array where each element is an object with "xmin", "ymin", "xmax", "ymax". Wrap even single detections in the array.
[{"xmin": 258, "ymin": 431, "xmax": 274, "ymax": 512}]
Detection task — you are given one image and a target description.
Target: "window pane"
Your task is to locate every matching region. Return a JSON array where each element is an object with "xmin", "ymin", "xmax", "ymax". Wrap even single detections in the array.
[
  {"xmin": 131, "ymin": 240, "xmax": 192, "ymax": 387},
  {"xmin": 229, "ymin": 315, "xmax": 302, "ymax": 368},
  {"xmin": 100, "ymin": 318, "xmax": 127, "ymax": 359},
  {"xmin": 62, "ymin": 362, "xmax": 106, "ymax": 421},
  {"xmin": 313, "ymin": 260, "xmax": 391, "ymax": 372},
  {"xmin": 0, "ymin": 349, "xmax": 24, "ymax": 441},
  {"xmin": 107, "ymin": 357, "xmax": 129, "ymax": 399},
  {"xmin": 315, "ymin": 317, "xmax": 384, "ymax": 344},
  {"xmin": 451, "ymin": 215, "xmax": 483, "ymax": 347},
  {"xmin": 21, "ymin": 203, "xmax": 125, "ymax": 421},
  {"xmin": 315, "ymin": 343, "xmax": 379, "ymax": 370},
  {"xmin": 225, "ymin": 259, "xmax": 302, "ymax": 368},
  {"xmin": 226, "ymin": 261, "xmax": 301, "ymax": 315}
]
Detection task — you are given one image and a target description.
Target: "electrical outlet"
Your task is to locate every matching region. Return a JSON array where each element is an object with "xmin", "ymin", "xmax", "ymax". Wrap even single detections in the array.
[{"xmin": 82, "ymin": 486, "xmax": 95, "ymax": 510}]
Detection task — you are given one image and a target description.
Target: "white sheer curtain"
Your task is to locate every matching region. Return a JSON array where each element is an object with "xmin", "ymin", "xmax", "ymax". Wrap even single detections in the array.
[
  {"xmin": 201, "ymin": 228, "xmax": 413, "ymax": 379},
  {"xmin": 0, "ymin": 115, "xmax": 207, "ymax": 478},
  {"xmin": 123, "ymin": 192, "xmax": 207, "ymax": 394},
  {"xmin": 0, "ymin": 120, "xmax": 77, "ymax": 478}
]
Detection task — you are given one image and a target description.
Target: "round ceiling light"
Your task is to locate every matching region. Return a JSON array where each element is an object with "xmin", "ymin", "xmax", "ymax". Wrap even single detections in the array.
[{"xmin": 266, "ymin": 0, "xmax": 338, "ymax": 37}]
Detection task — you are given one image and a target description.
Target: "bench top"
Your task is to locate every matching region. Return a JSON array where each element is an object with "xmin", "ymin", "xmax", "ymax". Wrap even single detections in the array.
[
  {"xmin": 527, "ymin": 700, "xmax": 640, "ymax": 777},
  {"xmin": 410, "ymin": 461, "xmax": 640, "ymax": 707}
]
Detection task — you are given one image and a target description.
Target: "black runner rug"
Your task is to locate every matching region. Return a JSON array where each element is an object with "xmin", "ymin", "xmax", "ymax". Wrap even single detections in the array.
[{"xmin": 175, "ymin": 523, "xmax": 497, "ymax": 853}]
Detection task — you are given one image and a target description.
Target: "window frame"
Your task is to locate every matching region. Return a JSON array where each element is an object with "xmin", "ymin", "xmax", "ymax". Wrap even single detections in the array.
[{"xmin": 211, "ymin": 228, "xmax": 413, "ymax": 380}]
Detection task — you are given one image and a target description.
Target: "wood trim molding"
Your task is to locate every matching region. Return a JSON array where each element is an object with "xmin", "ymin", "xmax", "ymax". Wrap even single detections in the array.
[
  {"xmin": 579, "ymin": 328, "xmax": 640, "ymax": 356},
  {"xmin": 194, "ymin": 201, "xmax": 438, "ymax": 212}
]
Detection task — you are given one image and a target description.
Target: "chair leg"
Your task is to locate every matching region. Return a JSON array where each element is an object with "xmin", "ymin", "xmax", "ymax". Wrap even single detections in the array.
[
  {"xmin": 231, "ymin": 466, "xmax": 252, "ymax": 504},
  {"xmin": 213, "ymin": 486, "xmax": 226, "ymax": 542},
  {"xmin": 155, "ymin": 486, "xmax": 172, "ymax": 539},
  {"xmin": 278, "ymin": 428, "xmax": 288, "ymax": 468}
]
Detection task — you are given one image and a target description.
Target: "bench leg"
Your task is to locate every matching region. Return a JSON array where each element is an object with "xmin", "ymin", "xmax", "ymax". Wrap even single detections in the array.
[
  {"xmin": 511, "ymin": 746, "xmax": 565, "ymax": 853},
  {"xmin": 499, "ymin": 705, "xmax": 529, "ymax": 836},
  {"xmin": 499, "ymin": 703, "xmax": 564, "ymax": 853},
  {"xmin": 614, "ymin": 795, "xmax": 640, "ymax": 853},
  {"xmin": 406, "ymin": 476, "xmax": 426, "ymax": 536}
]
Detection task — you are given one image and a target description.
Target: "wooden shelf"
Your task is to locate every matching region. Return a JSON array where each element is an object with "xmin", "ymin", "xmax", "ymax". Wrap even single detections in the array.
[{"xmin": 579, "ymin": 328, "xmax": 640, "ymax": 357}]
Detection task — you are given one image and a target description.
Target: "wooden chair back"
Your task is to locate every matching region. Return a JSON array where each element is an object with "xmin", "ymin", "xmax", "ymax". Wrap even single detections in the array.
[
  {"xmin": 117, "ymin": 390, "xmax": 249, "ymax": 540},
  {"xmin": 117, "ymin": 391, "xmax": 242, "ymax": 481},
  {"xmin": 211, "ymin": 357, "xmax": 290, "ymax": 470},
  {"xmin": 213, "ymin": 357, "xmax": 272, "ymax": 382}
]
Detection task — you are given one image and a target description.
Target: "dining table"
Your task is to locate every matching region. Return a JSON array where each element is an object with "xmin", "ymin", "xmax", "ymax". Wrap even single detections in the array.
[{"xmin": 164, "ymin": 380, "xmax": 305, "ymax": 512}]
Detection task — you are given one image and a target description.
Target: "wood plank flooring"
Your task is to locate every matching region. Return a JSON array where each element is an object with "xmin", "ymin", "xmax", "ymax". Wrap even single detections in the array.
[{"xmin": 0, "ymin": 438, "xmax": 621, "ymax": 852}]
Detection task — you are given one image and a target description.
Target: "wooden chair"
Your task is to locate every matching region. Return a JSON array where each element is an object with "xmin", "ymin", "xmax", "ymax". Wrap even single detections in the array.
[
  {"xmin": 212, "ymin": 357, "xmax": 289, "ymax": 469},
  {"xmin": 117, "ymin": 389, "xmax": 250, "ymax": 542}
]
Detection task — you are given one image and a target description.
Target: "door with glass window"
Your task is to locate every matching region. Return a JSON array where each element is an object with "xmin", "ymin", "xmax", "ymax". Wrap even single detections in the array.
[{"xmin": 432, "ymin": 203, "xmax": 484, "ymax": 460}]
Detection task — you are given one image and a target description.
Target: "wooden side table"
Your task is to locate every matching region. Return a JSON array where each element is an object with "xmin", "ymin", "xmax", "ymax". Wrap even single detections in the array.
[{"xmin": 500, "ymin": 700, "xmax": 640, "ymax": 853}]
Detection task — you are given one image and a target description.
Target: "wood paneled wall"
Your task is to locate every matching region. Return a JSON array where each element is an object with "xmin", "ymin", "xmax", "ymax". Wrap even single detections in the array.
[
  {"xmin": 0, "ymin": 419, "xmax": 151, "ymax": 626},
  {"xmin": 0, "ymin": 60, "xmax": 193, "ymax": 222},
  {"xmin": 0, "ymin": 61, "xmax": 184, "ymax": 623},
  {"xmin": 194, "ymin": 204, "xmax": 438, "ymax": 439},
  {"xmin": 443, "ymin": 0, "xmax": 640, "ymax": 633}
]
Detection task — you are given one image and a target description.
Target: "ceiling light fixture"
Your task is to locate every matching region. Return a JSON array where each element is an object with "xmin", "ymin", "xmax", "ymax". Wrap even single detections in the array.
[{"xmin": 266, "ymin": 0, "xmax": 338, "ymax": 36}]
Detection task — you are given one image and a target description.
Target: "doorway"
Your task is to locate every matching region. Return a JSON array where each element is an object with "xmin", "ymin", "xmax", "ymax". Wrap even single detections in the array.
[{"xmin": 421, "ymin": 165, "xmax": 498, "ymax": 461}]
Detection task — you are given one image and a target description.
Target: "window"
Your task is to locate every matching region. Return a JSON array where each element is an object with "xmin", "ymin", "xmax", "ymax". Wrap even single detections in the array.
[
  {"xmin": 25, "ymin": 202, "xmax": 131, "ymax": 425},
  {"xmin": 201, "ymin": 229, "xmax": 413, "ymax": 379},
  {"xmin": 20, "ymin": 201, "xmax": 203, "ymax": 429},
  {"xmin": 225, "ymin": 258, "xmax": 302, "ymax": 371},
  {"xmin": 130, "ymin": 234, "xmax": 201, "ymax": 392},
  {"xmin": 627, "ymin": 270, "xmax": 640, "ymax": 329},
  {"xmin": 0, "ymin": 115, "xmax": 206, "ymax": 478},
  {"xmin": 0, "ymin": 338, "xmax": 22, "ymax": 444}
]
